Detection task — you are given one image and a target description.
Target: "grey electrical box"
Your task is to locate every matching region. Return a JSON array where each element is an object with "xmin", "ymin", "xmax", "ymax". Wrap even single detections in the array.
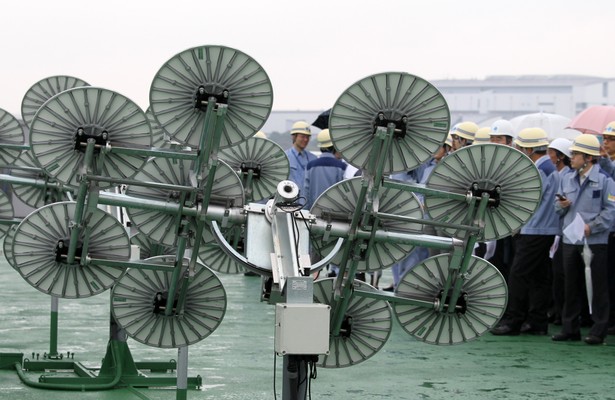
[{"xmin": 274, "ymin": 303, "xmax": 330, "ymax": 355}]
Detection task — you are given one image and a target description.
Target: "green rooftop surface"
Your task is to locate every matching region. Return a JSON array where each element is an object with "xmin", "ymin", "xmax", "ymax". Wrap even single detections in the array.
[{"xmin": 1, "ymin": 259, "xmax": 614, "ymax": 400}]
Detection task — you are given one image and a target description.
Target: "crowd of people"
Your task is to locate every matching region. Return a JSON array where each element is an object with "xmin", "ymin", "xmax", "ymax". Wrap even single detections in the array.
[{"xmin": 276, "ymin": 117, "xmax": 615, "ymax": 346}]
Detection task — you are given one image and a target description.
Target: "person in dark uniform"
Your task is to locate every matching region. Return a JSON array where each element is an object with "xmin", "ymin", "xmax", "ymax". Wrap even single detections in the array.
[
  {"xmin": 491, "ymin": 128, "xmax": 560, "ymax": 336},
  {"xmin": 552, "ymin": 134, "xmax": 615, "ymax": 345}
]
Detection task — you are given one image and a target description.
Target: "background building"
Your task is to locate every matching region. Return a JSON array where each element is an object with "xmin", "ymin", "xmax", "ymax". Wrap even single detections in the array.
[{"xmin": 261, "ymin": 75, "xmax": 615, "ymax": 135}]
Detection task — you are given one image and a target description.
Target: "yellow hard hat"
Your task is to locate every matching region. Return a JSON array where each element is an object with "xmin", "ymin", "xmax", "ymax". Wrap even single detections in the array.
[
  {"xmin": 569, "ymin": 134, "xmax": 601, "ymax": 156},
  {"xmin": 317, "ymin": 129, "xmax": 333, "ymax": 147},
  {"xmin": 452, "ymin": 121, "xmax": 479, "ymax": 141},
  {"xmin": 514, "ymin": 127, "xmax": 549, "ymax": 148},
  {"xmin": 603, "ymin": 121, "xmax": 615, "ymax": 136},
  {"xmin": 253, "ymin": 130, "xmax": 267, "ymax": 139},
  {"xmin": 444, "ymin": 133, "xmax": 453, "ymax": 148},
  {"xmin": 473, "ymin": 127, "xmax": 491, "ymax": 144},
  {"xmin": 290, "ymin": 121, "xmax": 311, "ymax": 136}
]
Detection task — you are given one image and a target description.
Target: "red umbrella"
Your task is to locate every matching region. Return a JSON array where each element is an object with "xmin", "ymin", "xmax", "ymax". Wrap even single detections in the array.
[{"xmin": 567, "ymin": 105, "xmax": 615, "ymax": 135}]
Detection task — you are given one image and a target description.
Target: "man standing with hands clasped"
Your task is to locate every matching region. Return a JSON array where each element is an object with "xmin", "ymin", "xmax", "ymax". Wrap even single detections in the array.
[
  {"xmin": 552, "ymin": 134, "xmax": 615, "ymax": 345},
  {"xmin": 285, "ymin": 121, "xmax": 317, "ymax": 190}
]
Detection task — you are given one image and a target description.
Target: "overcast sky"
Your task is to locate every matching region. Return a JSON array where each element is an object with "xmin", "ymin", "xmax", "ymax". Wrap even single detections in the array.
[{"xmin": 2, "ymin": 0, "xmax": 614, "ymax": 117}]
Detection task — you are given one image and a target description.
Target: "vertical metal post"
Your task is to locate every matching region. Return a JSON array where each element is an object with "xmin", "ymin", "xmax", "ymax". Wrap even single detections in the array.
[
  {"xmin": 48, "ymin": 296, "xmax": 59, "ymax": 358},
  {"xmin": 189, "ymin": 103, "xmax": 227, "ymax": 277},
  {"xmin": 243, "ymin": 169, "xmax": 255, "ymax": 203},
  {"xmin": 66, "ymin": 139, "xmax": 96, "ymax": 265},
  {"xmin": 165, "ymin": 235, "xmax": 188, "ymax": 316},
  {"xmin": 445, "ymin": 193, "xmax": 491, "ymax": 313},
  {"xmin": 282, "ymin": 355, "xmax": 306, "ymax": 400},
  {"xmin": 330, "ymin": 124, "xmax": 395, "ymax": 334},
  {"xmin": 176, "ymin": 346, "xmax": 188, "ymax": 400}
]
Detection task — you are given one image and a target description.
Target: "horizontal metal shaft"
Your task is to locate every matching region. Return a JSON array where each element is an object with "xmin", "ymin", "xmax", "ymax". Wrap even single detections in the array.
[{"xmin": 310, "ymin": 219, "xmax": 463, "ymax": 250}]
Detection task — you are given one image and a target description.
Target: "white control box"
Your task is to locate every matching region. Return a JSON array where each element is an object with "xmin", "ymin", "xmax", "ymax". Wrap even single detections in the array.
[{"xmin": 274, "ymin": 303, "xmax": 330, "ymax": 355}]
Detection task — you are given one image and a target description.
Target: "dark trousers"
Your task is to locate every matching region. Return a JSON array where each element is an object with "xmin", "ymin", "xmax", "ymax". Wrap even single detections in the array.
[
  {"xmin": 561, "ymin": 243, "xmax": 610, "ymax": 338},
  {"xmin": 551, "ymin": 240, "xmax": 564, "ymax": 321},
  {"xmin": 506, "ymin": 234, "xmax": 554, "ymax": 330},
  {"xmin": 607, "ymin": 233, "xmax": 615, "ymax": 327},
  {"xmin": 488, "ymin": 236, "xmax": 515, "ymax": 282}
]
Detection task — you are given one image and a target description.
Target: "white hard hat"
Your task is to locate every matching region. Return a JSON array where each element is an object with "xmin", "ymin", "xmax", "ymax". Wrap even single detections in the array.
[
  {"xmin": 548, "ymin": 138, "xmax": 572, "ymax": 158},
  {"xmin": 489, "ymin": 120, "xmax": 515, "ymax": 138}
]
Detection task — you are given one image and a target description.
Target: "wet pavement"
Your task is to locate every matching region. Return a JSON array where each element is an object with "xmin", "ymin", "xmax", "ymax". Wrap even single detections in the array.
[{"xmin": 1, "ymin": 259, "xmax": 615, "ymax": 400}]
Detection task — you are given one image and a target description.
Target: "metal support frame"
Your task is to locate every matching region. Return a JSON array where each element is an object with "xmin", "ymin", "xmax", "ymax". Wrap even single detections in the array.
[
  {"xmin": 0, "ymin": 71, "xmax": 517, "ymax": 400},
  {"xmin": 0, "ymin": 96, "xmax": 231, "ymax": 399}
]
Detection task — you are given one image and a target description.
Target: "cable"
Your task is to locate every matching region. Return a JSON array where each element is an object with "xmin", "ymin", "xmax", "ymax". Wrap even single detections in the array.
[
  {"xmin": 273, "ymin": 351, "xmax": 278, "ymax": 400},
  {"xmin": 308, "ymin": 359, "xmax": 318, "ymax": 400},
  {"xmin": 291, "ymin": 212, "xmax": 303, "ymax": 273}
]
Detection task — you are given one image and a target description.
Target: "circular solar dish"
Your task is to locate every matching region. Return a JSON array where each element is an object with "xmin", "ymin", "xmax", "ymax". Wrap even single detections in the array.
[
  {"xmin": 0, "ymin": 108, "xmax": 25, "ymax": 166},
  {"xmin": 146, "ymin": 107, "xmax": 172, "ymax": 149},
  {"xmin": 313, "ymin": 278, "xmax": 392, "ymax": 368},
  {"xmin": 0, "ymin": 189, "xmax": 15, "ymax": 239},
  {"xmin": 198, "ymin": 223, "xmax": 245, "ymax": 274},
  {"xmin": 219, "ymin": 137, "xmax": 289, "ymax": 202},
  {"xmin": 149, "ymin": 45, "xmax": 273, "ymax": 149},
  {"xmin": 111, "ymin": 255, "xmax": 227, "ymax": 348},
  {"xmin": 424, "ymin": 144, "xmax": 542, "ymax": 241},
  {"xmin": 394, "ymin": 254, "xmax": 507, "ymax": 345},
  {"xmin": 3, "ymin": 225, "xmax": 17, "ymax": 270},
  {"xmin": 310, "ymin": 177, "xmax": 423, "ymax": 272},
  {"xmin": 126, "ymin": 158, "xmax": 244, "ymax": 247},
  {"xmin": 21, "ymin": 75, "xmax": 89, "ymax": 128},
  {"xmin": 130, "ymin": 232, "xmax": 176, "ymax": 259},
  {"xmin": 329, "ymin": 72, "xmax": 450, "ymax": 174},
  {"xmin": 7, "ymin": 150, "xmax": 67, "ymax": 208},
  {"xmin": 29, "ymin": 87, "xmax": 152, "ymax": 189},
  {"xmin": 11, "ymin": 201, "xmax": 130, "ymax": 298}
]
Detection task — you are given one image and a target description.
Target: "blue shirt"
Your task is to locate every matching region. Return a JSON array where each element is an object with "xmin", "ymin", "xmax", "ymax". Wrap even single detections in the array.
[
  {"xmin": 303, "ymin": 152, "xmax": 346, "ymax": 209},
  {"xmin": 555, "ymin": 164, "xmax": 615, "ymax": 244},
  {"xmin": 597, "ymin": 158, "xmax": 615, "ymax": 232},
  {"xmin": 389, "ymin": 167, "xmax": 422, "ymax": 185},
  {"xmin": 521, "ymin": 155, "xmax": 560, "ymax": 235},
  {"xmin": 285, "ymin": 147, "xmax": 317, "ymax": 189},
  {"xmin": 598, "ymin": 157, "xmax": 615, "ymax": 179}
]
